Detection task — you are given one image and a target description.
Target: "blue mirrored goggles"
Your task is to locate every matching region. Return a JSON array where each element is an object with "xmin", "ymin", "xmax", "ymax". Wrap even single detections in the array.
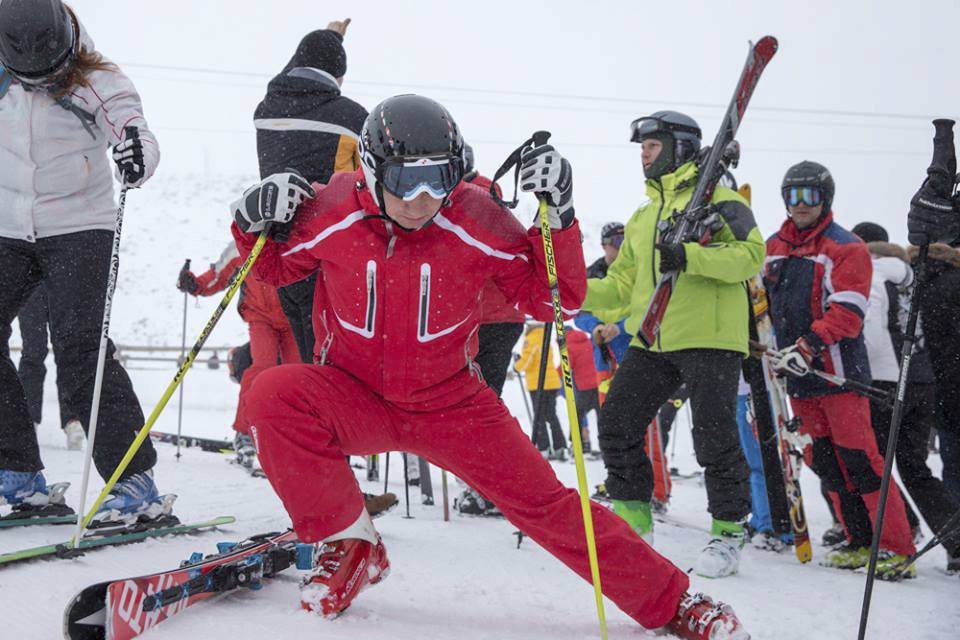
[
  {"xmin": 782, "ymin": 186, "xmax": 823, "ymax": 207},
  {"xmin": 380, "ymin": 156, "xmax": 463, "ymax": 201}
]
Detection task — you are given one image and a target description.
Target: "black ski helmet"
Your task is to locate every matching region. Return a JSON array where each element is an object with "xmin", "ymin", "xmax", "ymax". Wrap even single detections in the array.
[
  {"xmin": 601, "ymin": 221, "xmax": 624, "ymax": 243},
  {"xmin": 0, "ymin": 0, "xmax": 76, "ymax": 82},
  {"xmin": 630, "ymin": 110, "xmax": 702, "ymax": 179},
  {"xmin": 463, "ymin": 142, "xmax": 475, "ymax": 175},
  {"xmin": 359, "ymin": 94, "xmax": 465, "ymax": 220},
  {"xmin": 781, "ymin": 160, "xmax": 835, "ymax": 214}
]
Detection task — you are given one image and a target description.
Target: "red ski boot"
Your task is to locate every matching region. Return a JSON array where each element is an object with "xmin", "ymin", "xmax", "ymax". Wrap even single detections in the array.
[
  {"xmin": 300, "ymin": 537, "xmax": 391, "ymax": 618},
  {"xmin": 665, "ymin": 592, "xmax": 751, "ymax": 640}
]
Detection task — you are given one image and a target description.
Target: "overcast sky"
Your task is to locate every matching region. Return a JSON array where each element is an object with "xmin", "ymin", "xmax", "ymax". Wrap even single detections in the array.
[{"xmin": 71, "ymin": 0, "xmax": 960, "ymax": 248}]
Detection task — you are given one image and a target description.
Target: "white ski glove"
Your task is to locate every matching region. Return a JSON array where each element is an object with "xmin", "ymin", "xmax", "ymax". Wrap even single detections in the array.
[
  {"xmin": 112, "ymin": 126, "xmax": 155, "ymax": 188},
  {"xmin": 519, "ymin": 145, "xmax": 575, "ymax": 229},
  {"xmin": 770, "ymin": 337, "xmax": 819, "ymax": 379},
  {"xmin": 232, "ymin": 171, "xmax": 316, "ymax": 234}
]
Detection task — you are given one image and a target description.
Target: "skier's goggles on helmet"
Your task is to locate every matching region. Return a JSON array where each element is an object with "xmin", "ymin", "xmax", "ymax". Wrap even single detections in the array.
[
  {"xmin": 782, "ymin": 186, "xmax": 823, "ymax": 207},
  {"xmin": 602, "ymin": 233, "xmax": 624, "ymax": 248},
  {"xmin": 629, "ymin": 117, "xmax": 702, "ymax": 143},
  {"xmin": 380, "ymin": 156, "xmax": 464, "ymax": 201}
]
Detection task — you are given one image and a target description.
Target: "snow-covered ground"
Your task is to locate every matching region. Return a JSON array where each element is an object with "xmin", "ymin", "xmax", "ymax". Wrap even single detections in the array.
[{"xmin": 1, "ymin": 174, "xmax": 956, "ymax": 639}]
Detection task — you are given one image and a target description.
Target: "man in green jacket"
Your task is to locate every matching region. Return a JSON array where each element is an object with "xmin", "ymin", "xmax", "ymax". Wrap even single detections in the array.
[{"xmin": 585, "ymin": 111, "xmax": 764, "ymax": 578}]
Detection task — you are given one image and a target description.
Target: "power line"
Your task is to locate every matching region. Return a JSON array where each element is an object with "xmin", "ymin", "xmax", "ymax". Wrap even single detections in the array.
[{"xmin": 120, "ymin": 60, "xmax": 954, "ymax": 123}]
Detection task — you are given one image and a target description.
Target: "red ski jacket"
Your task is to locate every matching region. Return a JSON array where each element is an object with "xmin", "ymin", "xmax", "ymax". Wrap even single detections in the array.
[
  {"xmin": 561, "ymin": 328, "xmax": 599, "ymax": 391},
  {"xmin": 233, "ymin": 169, "xmax": 586, "ymax": 410},
  {"xmin": 764, "ymin": 212, "xmax": 873, "ymax": 398}
]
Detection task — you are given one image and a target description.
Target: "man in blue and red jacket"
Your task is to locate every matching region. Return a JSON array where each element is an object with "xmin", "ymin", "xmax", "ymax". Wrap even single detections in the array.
[{"xmin": 764, "ymin": 161, "xmax": 915, "ymax": 576}]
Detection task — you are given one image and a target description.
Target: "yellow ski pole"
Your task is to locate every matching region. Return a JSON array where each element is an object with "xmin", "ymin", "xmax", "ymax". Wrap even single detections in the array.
[
  {"xmin": 70, "ymin": 233, "xmax": 269, "ymax": 547},
  {"xmin": 532, "ymin": 131, "xmax": 608, "ymax": 640}
]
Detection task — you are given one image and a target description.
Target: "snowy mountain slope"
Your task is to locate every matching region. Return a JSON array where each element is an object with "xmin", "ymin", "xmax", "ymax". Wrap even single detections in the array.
[{"xmin": 2, "ymin": 173, "xmax": 956, "ymax": 639}]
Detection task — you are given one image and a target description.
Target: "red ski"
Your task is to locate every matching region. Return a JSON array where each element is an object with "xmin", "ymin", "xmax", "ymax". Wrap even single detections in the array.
[{"xmin": 63, "ymin": 529, "xmax": 305, "ymax": 640}]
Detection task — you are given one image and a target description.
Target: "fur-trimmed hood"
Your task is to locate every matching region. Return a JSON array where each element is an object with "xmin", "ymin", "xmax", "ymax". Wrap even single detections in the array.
[
  {"xmin": 867, "ymin": 241, "xmax": 908, "ymax": 262},
  {"xmin": 907, "ymin": 243, "xmax": 960, "ymax": 268}
]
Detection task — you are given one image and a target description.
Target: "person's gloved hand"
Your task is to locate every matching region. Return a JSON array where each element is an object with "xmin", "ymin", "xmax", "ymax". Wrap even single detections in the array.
[
  {"xmin": 908, "ymin": 177, "xmax": 960, "ymax": 246},
  {"xmin": 232, "ymin": 170, "xmax": 315, "ymax": 234},
  {"xmin": 519, "ymin": 144, "xmax": 575, "ymax": 229},
  {"xmin": 176, "ymin": 259, "xmax": 199, "ymax": 295},
  {"xmin": 657, "ymin": 243, "xmax": 687, "ymax": 273}
]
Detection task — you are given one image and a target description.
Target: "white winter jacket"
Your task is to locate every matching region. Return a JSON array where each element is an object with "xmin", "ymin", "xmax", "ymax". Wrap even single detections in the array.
[
  {"xmin": 863, "ymin": 248, "xmax": 913, "ymax": 382},
  {"xmin": 0, "ymin": 24, "xmax": 158, "ymax": 242}
]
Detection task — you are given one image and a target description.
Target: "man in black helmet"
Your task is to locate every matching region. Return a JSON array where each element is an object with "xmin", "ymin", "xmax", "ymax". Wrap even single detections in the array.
[
  {"xmin": 229, "ymin": 95, "xmax": 751, "ymax": 639},
  {"xmin": 583, "ymin": 110, "xmax": 762, "ymax": 579},
  {"xmin": 764, "ymin": 161, "xmax": 916, "ymax": 577}
]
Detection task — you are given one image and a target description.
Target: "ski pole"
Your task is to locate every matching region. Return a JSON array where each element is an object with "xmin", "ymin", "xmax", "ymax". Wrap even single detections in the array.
[
  {"xmin": 442, "ymin": 470, "xmax": 450, "ymax": 522},
  {"xmin": 71, "ymin": 184, "xmax": 129, "ymax": 549},
  {"xmin": 383, "ymin": 451, "xmax": 390, "ymax": 495},
  {"xmin": 764, "ymin": 348, "xmax": 892, "ymax": 404},
  {"xmin": 532, "ymin": 131, "xmax": 608, "ymax": 640},
  {"xmin": 71, "ymin": 232, "xmax": 270, "ymax": 547},
  {"xmin": 531, "ymin": 321, "xmax": 553, "ymax": 450},
  {"xmin": 516, "ymin": 370, "xmax": 534, "ymax": 425},
  {"xmin": 401, "ymin": 453, "xmax": 412, "ymax": 519},
  {"xmin": 175, "ymin": 263, "xmax": 190, "ymax": 461},
  {"xmin": 859, "ymin": 118, "xmax": 956, "ymax": 640}
]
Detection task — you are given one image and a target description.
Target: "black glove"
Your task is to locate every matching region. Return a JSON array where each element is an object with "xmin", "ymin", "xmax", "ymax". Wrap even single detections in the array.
[
  {"xmin": 232, "ymin": 170, "xmax": 316, "ymax": 234},
  {"xmin": 177, "ymin": 260, "xmax": 199, "ymax": 295},
  {"xmin": 519, "ymin": 144, "xmax": 575, "ymax": 229},
  {"xmin": 908, "ymin": 178, "xmax": 960, "ymax": 246},
  {"xmin": 657, "ymin": 243, "xmax": 687, "ymax": 273},
  {"xmin": 112, "ymin": 126, "xmax": 146, "ymax": 187}
]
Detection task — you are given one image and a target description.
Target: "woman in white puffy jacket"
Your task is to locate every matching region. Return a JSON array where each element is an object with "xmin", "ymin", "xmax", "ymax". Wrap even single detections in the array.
[{"xmin": 0, "ymin": 0, "xmax": 167, "ymax": 521}]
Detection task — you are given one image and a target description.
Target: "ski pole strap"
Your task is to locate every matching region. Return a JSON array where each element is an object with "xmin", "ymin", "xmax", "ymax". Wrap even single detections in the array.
[{"xmin": 488, "ymin": 131, "xmax": 552, "ymax": 209}]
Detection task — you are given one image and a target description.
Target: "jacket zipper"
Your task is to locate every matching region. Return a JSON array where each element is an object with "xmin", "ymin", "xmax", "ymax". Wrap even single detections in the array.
[{"xmin": 652, "ymin": 180, "xmax": 666, "ymax": 351}]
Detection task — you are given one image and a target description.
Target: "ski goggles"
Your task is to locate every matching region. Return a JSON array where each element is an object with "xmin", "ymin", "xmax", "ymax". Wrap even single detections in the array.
[
  {"xmin": 782, "ymin": 186, "xmax": 823, "ymax": 207},
  {"xmin": 379, "ymin": 156, "xmax": 464, "ymax": 201},
  {"xmin": 602, "ymin": 233, "xmax": 624, "ymax": 248},
  {"xmin": 629, "ymin": 116, "xmax": 701, "ymax": 143}
]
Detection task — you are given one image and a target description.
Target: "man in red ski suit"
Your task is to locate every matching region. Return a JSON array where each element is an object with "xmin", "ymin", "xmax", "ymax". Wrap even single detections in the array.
[
  {"xmin": 764, "ymin": 161, "xmax": 915, "ymax": 573},
  {"xmin": 231, "ymin": 95, "xmax": 749, "ymax": 639}
]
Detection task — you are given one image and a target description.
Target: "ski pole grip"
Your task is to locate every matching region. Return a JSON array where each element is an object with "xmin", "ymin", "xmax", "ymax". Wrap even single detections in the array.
[
  {"xmin": 532, "ymin": 130, "xmax": 552, "ymax": 146},
  {"xmin": 928, "ymin": 118, "xmax": 957, "ymax": 192}
]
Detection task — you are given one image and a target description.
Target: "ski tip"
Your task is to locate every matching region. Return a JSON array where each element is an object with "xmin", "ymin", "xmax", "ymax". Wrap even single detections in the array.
[{"xmin": 755, "ymin": 35, "xmax": 779, "ymax": 56}]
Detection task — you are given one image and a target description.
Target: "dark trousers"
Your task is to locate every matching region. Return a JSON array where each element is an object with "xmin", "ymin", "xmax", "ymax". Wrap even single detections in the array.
[
  {"xmin": 598, "ymin": 347, "xmax": 750, "ymax": 521},
  {"xmin": 474, "ymin": 322, "xmax": 524, "ymax": 397},
  {"xmin": 16, "ymin": 286, "xmax": 77, "ymax": 428},
  {"xmin": 278, "ymin": 274, "xmax": 317, "ymax": 363},
  {"xmin": 530, "ymin": 389, "xmax": 565, "ymax": 452},
  {"xmin": 0, "ymin": 231, "xmax": 155, "ymax": 480},
  {"xmin": 863, "ymin": 382, "xmax": 959, "ymax": 554}
]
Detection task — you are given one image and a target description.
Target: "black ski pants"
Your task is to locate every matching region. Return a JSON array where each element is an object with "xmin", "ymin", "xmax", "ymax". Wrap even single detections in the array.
[
  {"xmin": 474, "ymin": 322, "xmax": 524, "ymax": 397},
  {"xmin": 530, "ymin": 389, "xmax": 565, "ymax": 452},
  {"xmin": 16, "ymin": 286, "xmax": 78, "ymax": 428},
  {"xmin": 278, "ymin": 274, "xmax": 317, "ymax": 363},
  {"xmin": 0, "ymin": 231, "xmax": 155, "ymax": 480},
  {"xmin": 843, "ymin": 382, "xmax": 960, "ymax": 554},
  {"xmin": 598, "ymin": 347, "xmax": 750, "ymax": 521}
]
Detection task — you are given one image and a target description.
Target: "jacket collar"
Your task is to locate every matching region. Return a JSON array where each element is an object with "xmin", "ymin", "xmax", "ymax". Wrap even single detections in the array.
[
  {"xmin": 644, "ymin": 160, "xmax": 699, "ymax": 201},
  {"xmin": 776, "ymin": 210, "xmax": 834, "ymax": 247}
]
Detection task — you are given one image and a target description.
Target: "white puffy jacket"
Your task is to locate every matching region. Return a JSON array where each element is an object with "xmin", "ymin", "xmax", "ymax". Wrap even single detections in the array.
[
  {"xmin": 0, "ymin": 24, "xmax": 158, "ymax": 242},
  {"xmin": 863, "ymin": 249, "xmax": 913, "ymax": 382}
]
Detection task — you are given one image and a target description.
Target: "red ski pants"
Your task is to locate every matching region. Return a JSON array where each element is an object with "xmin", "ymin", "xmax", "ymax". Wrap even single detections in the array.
[
  {"xmin": 790, "ymin": 392, "xmax": 915, "ymax": 555},
  {"xmin": 246, "ymin": 364, "xmax": 689, "ymax": 628},
  {"xmin": 233, "ymin": 320, "xmax": 300, "ymax": 433}
]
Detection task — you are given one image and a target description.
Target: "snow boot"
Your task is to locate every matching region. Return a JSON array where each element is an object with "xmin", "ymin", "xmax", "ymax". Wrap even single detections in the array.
[
  {"xmin": 64, "ymin": 420, "xmax": 85, "ymax": 451},
  {"xmin": 651, "ymin": 498, "xmax": 669, "ymax": 516},
  {"xmin": 820, "ymin": 543, "xmax": 870, "ymax": 570},
  {"xmin": 455, "ymin": 488, "xmax": 502, "ymax": 517},
  {"xmin": 0, "ymin": 470, "xmax": 49, "ymax": 507},
  {"xmin": 875, "ymin": 551, "xmax": 916, "ymax": 581},
  {"xmin": 92, "ymin": 470, "xmax": 175, "ymax": 526},
  {"xmin": 363, "ymin": 492, "xmax": 398, "ymax": 519},
  {"xmin": 300, "ymin": 511, "xmax": 390, "ymax": 618},
  {"xmin": 665, "ymin": 591, "xmax": 751, "ymax": 640},
  {"xmin": 695, "ymin": 520, "xmax": 744, "ymax": 578},
  {"xmin": 947, "ymin": 549, "xmax": 960, "ymax": 575},
  {"xmin": 821, "ymin": 522, "xmax": 846, "ymax": 547},
  {"xmin": 612, "ymin": 499, "xmax": 654, "ymax": 545},
  {"xmin": 548, "ymin": 447, "xmax": 567, "ymax": 462},
  {"xmin": 749, "ymin": 529, "xmax": 792, "ymax": 553},
  {"xmin": 234, "ymin": 432, "xmax": 259, "ymax": 470}
]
